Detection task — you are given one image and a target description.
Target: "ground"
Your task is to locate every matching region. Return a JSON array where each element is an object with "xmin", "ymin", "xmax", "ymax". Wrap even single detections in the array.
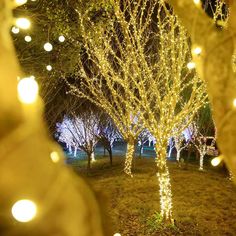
[{"xmin": 69, "ymin": 156, "xmax": 236, "ymax": 236}]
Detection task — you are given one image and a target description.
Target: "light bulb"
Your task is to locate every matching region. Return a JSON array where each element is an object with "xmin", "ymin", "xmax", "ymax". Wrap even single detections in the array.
[
  {"xmin": 211, "ymin": 155, "xmax": 223, "ymax": 167},
  {"xmin": 15, "ymin": 18, "xmax": 31, "ymax": 29},
  {"xmin": 192, "ymin": 46, "xmax": 202, "ymax": 56},
  {"xmin": 58, "ymin": 35, "xmax": 65, "ymax": 42},
  {"xmin": 187, "ymin": 62, "xmax": 196, "ymax": 70},
  {"xmin": 50, "ymin": 151, "xmax": 60, "ymax": 163},
  {"xmin": 44, "ymin": 42, "xmax": 53, "ymax": 52},
  {"xmin": 11, "ymin": 26, "xmax": 20, "ymax": 34},
  {"xmin": 15, "ymin": 0, "xmax": 27, "ymax": 5},
  {"xmin": 46, "ymin": 65, "xmax": 52, "ymax": 71},
  {"xmin": 233, "ymin": 98, "xmax": 236, "ymax": 107},
  {"xmin": 24, "ymin": 35, "xmax": 32, "ymax": 42},
  {"xmin": 193, "ymin": 0, "xmax": 200, "ymax": 5},
  {"xmin": 17, "ymin": 77, "xmax": 39, "ymax": 104},
  {"xmin": 11, "ymin": 199, "xmax": 37, "ymax": 222}
]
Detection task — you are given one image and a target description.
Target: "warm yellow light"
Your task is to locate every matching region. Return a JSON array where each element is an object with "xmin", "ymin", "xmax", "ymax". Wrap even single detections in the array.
[
  {"xmin": 15, "ymin": 0, "xmax": 27, "ymax": 5},
  {"xmin": 50, "ymin": 151, "xmax": 60, "ymax": 163},
  {"xmin": 16, "ymin": 18, "xmax": 31, "ymax": 29},
  {"xmin": 193, "ymin": 0, "xmax": 200, "ymax": 5},
  {"xmin": 233, "ymin": 98, "xmax": 236, "ymax": 107},
  {"xmin": 113, "ymin": 234, "xmax": 121, "ymax": 236},
  {"xmin": 11, "ymin": 26, "xmax": 20, "ymax": 34},
  {"xmin": 11, "ymin": 199, "xmax": 37, "ymax": 222},
  {"xmin": 58, "ymin": 35, "xmax": 65, "ymax": 42},
  {"xmin": 211, "ymin": 155, "xmax": 223, "ymax": 167},
  {"xmin": 44, "ymin": 42, "xmax": 53, "ymax": 52},
  {"xmin": 192, "ymin": 46, "xmax": 202, "ymax": 56},
  {"xmin": 17, "ymin": 77, "xmax": 39, "ymax": 104},
  {"xmin": 187, "ymin": 62, "xmax": 196, "ymax": 70},
  {"xmin": 46, "ymin": 65, "xmax": 52, "ymax": 71},
  {"xmin": 24, "ymin": 35, "xmax": 32, "ymax": 42}
]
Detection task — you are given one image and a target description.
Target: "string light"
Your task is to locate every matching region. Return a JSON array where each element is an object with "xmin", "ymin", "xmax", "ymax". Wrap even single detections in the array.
[
  {"xmin": 58, "ymin": 35, "xmax": 65, "ymax": 42},
  {"xmin": 233, "ymin": 98, "xmax": 236, "ymax": 107},
  {"xmin": 46, "ymin": 65, "xmax": 52, "ymax": 71},
  {"xmin": 17, "ymin": 77, "xmax": 39, "ymax": 104},
  {"xmin": 211, "ymin": 155, "xmax": 223, "ymax": 166},
  {"xmin": 24, "ymin": 35, "xmax": 32, "ymax": 42},
  {"xmin": 11, "ymin": 26, "xmax": 20, "ymax": 34},
  {"xmin": 50, "ymin": 151, "xmax": 60, "ymax": 163},
  {"xmin": 192, "ymin": 46, "xmax": 202, "ymax": 56},
  {"xmin": 44, "ymin": 42, "xmax": 53, "ymax": 52},
  {"xmin": 11, "ymin": 199, "xmax": 37, "ymax": 222},
  {"xmin": 187, "ymin": 61, "xmax": 196, "ymax": 69},
  {"xmin": 15, "ymin": 18, "xmax": 31, "ymax": 29},
  {"xmin": 15, "ymin": 0, "xmax": 28, "ymax": 6}
]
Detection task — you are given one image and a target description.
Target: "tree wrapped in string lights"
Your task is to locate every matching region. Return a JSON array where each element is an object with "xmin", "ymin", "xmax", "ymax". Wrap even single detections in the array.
[
  {"xmin": 69, "ymin": 0, "xmax": 207, "ymax": 223},
  {"xmin": 167, "ymin": 0, "xmax": 236, "ymax": 180},
  {"xmin": 0, "ymin": 1, "xmax": 105, "ymax": 235},
  {"xmin": 57, "ymin": 111, "xmax": 102, "ymax": 169}
]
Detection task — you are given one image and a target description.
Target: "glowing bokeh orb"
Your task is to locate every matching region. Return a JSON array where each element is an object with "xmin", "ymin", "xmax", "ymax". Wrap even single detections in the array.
[
  {"xmin": 44, "ymin": 42, "xmax": 53, "ymax": 52},
  {"xmin": 17, "ymin": 77, "xmax": 39, "ymax": 104},
  {"xmin": 187, "ymin": 62, "xmax": 196, "ymax": 70},
  {"xmin": 50, "ymin": 151, "xmax": 60, "ymax": 163},
  {"xmin": 211, "ymin": 156, "xmax": 223, "ymax": 167},
  {"xmin": 233, "ymin": 98, "xmax": 236, "ymax": 108},
  {"xmin": 46, "ymin": 65, "xmax": 52, "ymax": 71},
  {"xmin": 193, "ymin": 0, "xmax": 200, "ymax": 5},
  {"xmin": 58, "ymin": 35, "xmax": 65, "ymax": 42},
  {"xmin": 11, "ymin": 199, "xmax": 37, "ymax": 222},
  {"xmin": 15, "ymin": 0, "xmax": 28, "ymax": 5},
  {"xmin": 12, "ymin": 26, "xmax": 20, "ymax": 34},
  {"xmin": 24, "ymin": 35, "xmax": 32, "ymax": 42},
  {"xmin": 113, "ymin": 234, "xmax": 121, "ymax": 236},
  {"xmin": 192, "ymin": 46, "xmax": 202, "ymax": 56},
  {"xmin": 16, "ymin": 18, "xmax": 31, "ymax": 29}
]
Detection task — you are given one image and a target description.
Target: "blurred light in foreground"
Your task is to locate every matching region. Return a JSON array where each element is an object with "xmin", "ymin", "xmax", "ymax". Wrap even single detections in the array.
[
  {"xmin": 187, "ymin": 62, "xmax": 196, "ymax": 70},
  {"xmin": 58, "ymin": 35, "xmax": 65, "ymax": 42},
  {"xmin": 44, "ymin": 42, "xmax": 53, "ymax": 52},
  {"xmin": 12, "ymin": 26, "xmax": 20, "ymax": 34},
  {"xmin": 15, "ymin": 0, "xmax": 27, "ymax": 5},
  {"xmin": 50, "ymin": 151, "xmax": 60, "ymax": 163},
  {"xmin": 46, "ymin": 65, "xmax": 52, "ymax": 71},
  {"xmin": 211, "ymin": 155, "xmax": 223, "ymax": 167},
  {"xmin": 113, "ymin": 234, "xmax": 121, "ymax": 236},
  {"xmin": 24, "ymin": 35, "xmax": 32, "ymax": 42},
  {"xmin": 193, "ymin": 0, "xmax": 200, "ymax": 5},
  {"xmin": 233, "ymin": 98, "xmax": 236, "ymax": 108},
  {"xmin": 17, "ymin": 77, "xmax": 39, "ymax": 104},
  {"xmin": 192, "ymin": 46, "xmax": 202, "ymax": 56},
  {"xmin": 16, "ymin": 18, "xmax": 31, "ymax": 29},
  {"xmin": 12, "ymin": 199, "xmax": 37, "ymax": 222}
]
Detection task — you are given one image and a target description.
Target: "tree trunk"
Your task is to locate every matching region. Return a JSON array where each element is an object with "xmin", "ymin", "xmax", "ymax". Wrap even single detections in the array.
[
  {"xmin": 68, "ymin": 145, "xmax": 72, "ymax": 154},
  {"xmin": 199, "ymin": 153, "xmax": 204, "ymax": 171},
  {"xmin": 176, "ymin": 150, "xmax": 180, "ymax": 162},
  {"xmin": 87, "ymin": 153, "xmax": 91, "ymax": 170},
  {"xmin": 103, "ymin": 146, "xmax": 106, "ymax": 157},
  {"xmin": 124, "ymin": 138, "xmax": 135, "ymax": 177},
  {"xmin": 156, "ymin": 144, "xmax": 174, "ymax": 224},
  {"xmin": 108, "ymin": 148, "xmax": 112, "ymax": 166},
  {"xmin": 139, "ymin": 145, "xmax": 143, "ymax": 157},
  {"xmin": 91, "ymin": 151, "xmax": 95, "ymax": 162},
  {"xmin": 73, "ymin": 147, "xmax": 77, "ymax": 157}
]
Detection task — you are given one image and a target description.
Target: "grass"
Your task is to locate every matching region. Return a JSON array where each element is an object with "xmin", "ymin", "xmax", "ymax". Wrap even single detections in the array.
[{"xmin": 70, "ymin": 156, "xmax": 236, "ymax": 236}]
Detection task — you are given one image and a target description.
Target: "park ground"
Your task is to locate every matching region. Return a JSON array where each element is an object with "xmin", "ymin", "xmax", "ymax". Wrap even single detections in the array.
[{"xmin": 68, "ymin": 156, "xmax": 236, "ymax": 236}]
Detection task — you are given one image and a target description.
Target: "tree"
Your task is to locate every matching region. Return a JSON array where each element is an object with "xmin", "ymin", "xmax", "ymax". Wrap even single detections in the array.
[
  {"xmin": 69, "ymin": 0, "xmax": 207, "ymax": 223},
  {"xmin": 167, "ymin": 0, "xmax": 236, "ymax": 179},
  {"xmin": 99, "ymin": 117, "xmax": 120, "ymax": 165},
  {"xmin": 57, "ymin": 111, "xmax": 102, "ymax": 169}
]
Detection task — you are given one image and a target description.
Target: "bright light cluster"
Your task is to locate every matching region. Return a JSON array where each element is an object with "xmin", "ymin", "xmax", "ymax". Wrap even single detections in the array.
[
  {"xmin": 17, "ymin": 77, "xmax": 39, "ymax": 104},
  {"xmin": 211, "ymin": 155, "xmax": 223, "ymax": 167},
  {"xmin": 15, "ymin": 0, "xmax": 28, "ymax": 6},
  {"xmin": 192, "ymin": 46, "xmax": 202, "ymax": 56},
  {"xmin": 46, "ymin": 65, "xmax": 52, "ymax": 71},
  {"xmin": 50, "ymin": 151, "xmax": 60, "ymax": 163},
  {"xmin": 44, "ymin": 42, "xmax": 53, "ymax": 52},
  {"xmin": 11, "ymin": 199, "xmax": 37, "ymax": 222},
  {"xmin": 24, "ymin": 35, "xmax": 32, "ymax": 42}
]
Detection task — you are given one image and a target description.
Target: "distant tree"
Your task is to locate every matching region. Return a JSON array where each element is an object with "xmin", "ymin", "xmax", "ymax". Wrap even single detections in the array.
[{"xmin": 56, "ymin": 111, "xmax": 102, "ymax": 169}]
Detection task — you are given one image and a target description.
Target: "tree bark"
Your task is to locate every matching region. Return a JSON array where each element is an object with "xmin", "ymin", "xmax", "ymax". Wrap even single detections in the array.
[
  {"xmin": 108, "ymin": 148, "xmax": 112, "ymax": 166},
  {"xmin": 199, "ymin": 153, "xmax": 204, "ymax": 171},
  {"xmin": 87, "ymin": 153, "xmax": 91, "ymax": 170},
  {"xmin": 124, "ymin": 138, "xmax": 135, "ymax": 177},
  {"xmin": 156, "ymin": 144, "xmax": 174, "ymax": 224}
]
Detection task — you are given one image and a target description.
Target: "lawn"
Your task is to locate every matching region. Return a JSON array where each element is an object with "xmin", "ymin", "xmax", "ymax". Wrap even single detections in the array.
[{"xmin": 70, "ymin": 157, "xmax": 236, "ymax": 236}]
